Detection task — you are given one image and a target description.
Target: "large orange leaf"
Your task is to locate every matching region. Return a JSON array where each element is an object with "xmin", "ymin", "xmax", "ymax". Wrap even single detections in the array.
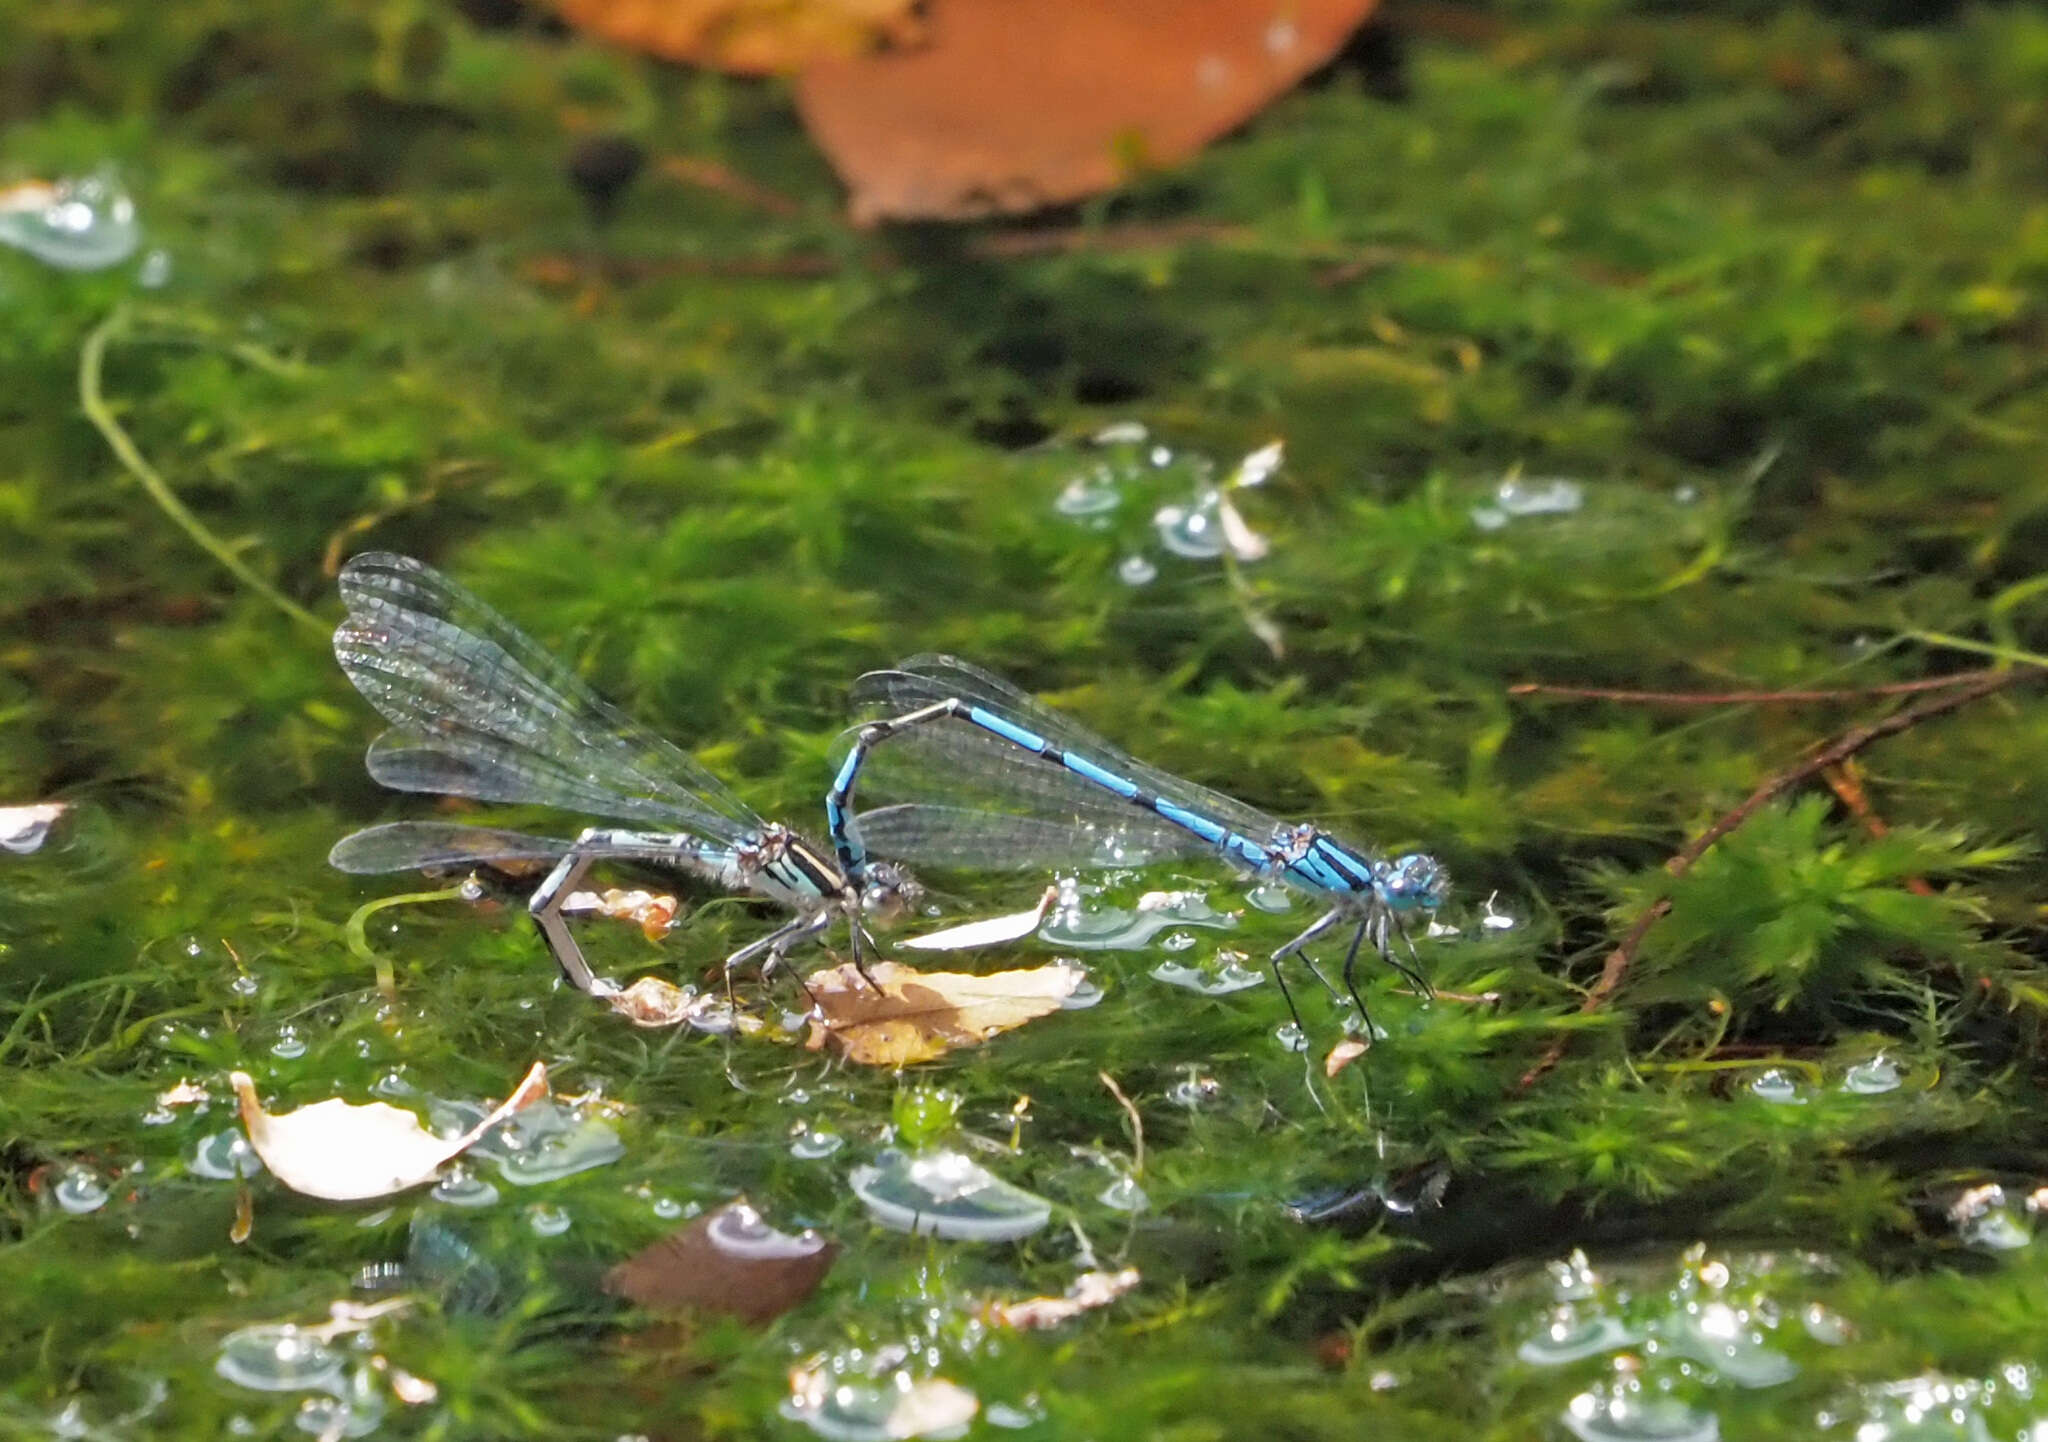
[{"xmin": 795, "ymin": 0, "xmax": 1383, "ymax": 222}]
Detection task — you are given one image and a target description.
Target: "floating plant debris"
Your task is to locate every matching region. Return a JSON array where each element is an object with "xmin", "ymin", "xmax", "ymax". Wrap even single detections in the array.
[
  {"xmin": 982, "ymin": 1267, "xmax": 1140, "ymax": 1330},
  {"xmin": 802, "ymin": 959, "xmax": 1081, "ymax": 1066},
  {"xmin": 230, "ymin": 1062, "xmax": 547, "ymax": 1202},
  {"xmin": 605, "ymin": 1199, "xmax": 838, "ymax": 1323},
  {"xmin": 0, "ymin": 175, "xmax": 140, "ymax": 271},
  {"xmin": 848, "ymin": 1148, "xmax": 1052, "ymax": 1241},
  {"xmin": 1470, "ymin": 475, "xmax": 1586, "ymax": 532}
]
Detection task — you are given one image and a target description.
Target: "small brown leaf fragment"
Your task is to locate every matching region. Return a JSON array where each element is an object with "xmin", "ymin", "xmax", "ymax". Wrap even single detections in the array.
[
  {"xmin": 1324, "ymin": 1038, "xmax": 1369, "ymax": 1077},
  {"xmin": 231, "ymin": 1062, "xmax": 548, "ymax": 1202},
  {"xmin": 156, "ymin": 1079, "xmax": 210, "ymax": 1109},
  {"xmin": 230, "ymin": 1182, "xmax": 254, "ymax": 1245},
  {"xmin": 802, "ymin": 959, "xmax": 1081, "ymax": 1066},
  {"xmin": 605, "ymin": 975, "xmax": 724, "ymax": 1028},
  {"xmin": 982, "ymin": 1267, "xmax": 1141, "ymax": 1330},
  {"xmin": 605, "ymin": 1199, "xmax": 838, "ymax": 1323}
]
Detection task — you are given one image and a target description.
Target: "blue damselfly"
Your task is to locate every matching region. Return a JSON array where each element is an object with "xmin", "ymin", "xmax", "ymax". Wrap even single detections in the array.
[
  {"xmin": 826, "ymin": 655, "xmax": 1446, "ymax": 1032},
  {"xmin": 330, "ymin": 552, "xmax": 917, "ymax": 997}
]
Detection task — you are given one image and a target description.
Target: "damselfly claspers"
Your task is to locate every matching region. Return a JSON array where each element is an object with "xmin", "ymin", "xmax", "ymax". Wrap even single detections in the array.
[
  {"xmin": 329, "ymin": 552, "xmax": 918, "ymax": 997},
  {"xmin": 826, "ymin": 655, "xmax": 1446, "ymax": 1033}
]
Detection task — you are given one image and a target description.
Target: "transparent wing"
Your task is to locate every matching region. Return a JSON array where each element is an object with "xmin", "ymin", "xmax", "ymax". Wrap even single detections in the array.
[
  {"xmin": 335, "ymin": 552, "xmax": 764, "ymax": 838},
  {"xmin": 328, "ymin": 821, "xmax": 571, "ymax": 874},
  {"xmin": 851, "ymin": 654, "xmax": 1285, "ymax": 843},
  {"xmin": 851, "ymin": 803, "xmax": 1204, "ymax": 870}
]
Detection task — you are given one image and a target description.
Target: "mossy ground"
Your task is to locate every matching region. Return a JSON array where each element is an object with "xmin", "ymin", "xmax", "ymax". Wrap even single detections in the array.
[{"xmin": 6, "ymin": 1, "xmax": 2048, "ymax": 1437}]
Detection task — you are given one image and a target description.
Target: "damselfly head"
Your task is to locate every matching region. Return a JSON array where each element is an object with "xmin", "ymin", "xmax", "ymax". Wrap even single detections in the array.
[
  {"xmin": 1379, "ymin": 853, "xmax": 1448, "ymax": 912},
  {"xmin": 858, "ymin": 860, "xmax": 924, "ymax": 920}
]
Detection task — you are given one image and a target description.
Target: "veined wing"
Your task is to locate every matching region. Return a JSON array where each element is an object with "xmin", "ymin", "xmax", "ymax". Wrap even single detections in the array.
[
  {"xmin": 851, "ymin": 803, "xmax": 1204, "ymax": 870},
  {"xmin": 335, "ymin": 552, "xmax": 764, "ymax": 838},
  {"xmin": 852, "ymin": 654, "xmax": 1286, "ymax": 845},
  {"xmin": 329, "ymin": 821, "xmax": 571, "ymax": 874}
]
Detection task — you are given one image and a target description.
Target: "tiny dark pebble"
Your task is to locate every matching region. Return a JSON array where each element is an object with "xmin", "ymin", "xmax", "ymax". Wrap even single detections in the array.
[{"xmin": 567, "ymin": 135, "xmax": 647, "ymax": 223}]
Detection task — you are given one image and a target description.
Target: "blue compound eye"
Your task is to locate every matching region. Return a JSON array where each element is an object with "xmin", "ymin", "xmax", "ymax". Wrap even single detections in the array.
[{"xmin": 1382, "ymin": 854, "xmax": 1448, "ymax": 912}]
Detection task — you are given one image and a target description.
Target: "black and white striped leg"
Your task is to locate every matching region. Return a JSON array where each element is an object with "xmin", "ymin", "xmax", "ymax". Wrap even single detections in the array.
[
  {"xmin": 1270, "ymin": 906, "xmax": 1346, "ymax": 1035},
  {"xmin": 528, "ymin": 829, "xmax": 614, "ymax": 996}
]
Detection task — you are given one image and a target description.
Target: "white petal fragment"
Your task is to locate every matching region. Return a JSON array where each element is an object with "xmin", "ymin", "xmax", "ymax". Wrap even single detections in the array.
[
  {"xmin": 901, "ymin": 887, "xmax": 1058, "ymax": 952},
  {"xmin": 231, "ymin": 1062, "xmax": 548, "ymax": 1202}
]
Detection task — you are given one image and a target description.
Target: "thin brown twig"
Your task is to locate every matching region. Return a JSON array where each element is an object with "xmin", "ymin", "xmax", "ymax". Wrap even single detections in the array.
[
  {"xmin": 1515, "ymin": 667, "xmax": 2024, "ymax": 1091},
  {"xmin": 1508, "ymin": 670, "xmax": 2002, "ymax": 706},
  {"xmin": 1821, "ymin": 759, "xmax": 1935, "ymax": 897},
  {"xmin": 1098, "ymin": 1071, "xmax": 1144, "ymax": 1178}
]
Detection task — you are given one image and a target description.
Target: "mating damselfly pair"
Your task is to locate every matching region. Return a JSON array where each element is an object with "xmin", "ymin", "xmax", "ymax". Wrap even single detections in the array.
[{"xmin": 330, "ymin": 552, "xmax": 1447, "ymax": 1031}]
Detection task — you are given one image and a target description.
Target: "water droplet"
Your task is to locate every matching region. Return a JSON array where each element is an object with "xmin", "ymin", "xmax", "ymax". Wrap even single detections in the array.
[
  {"xmin": 849, "ymin": 1148, "xmax": 1052, "ymax": 1242},
  {"xmin": 191, "ymin": 1128, "xmax": 263, "ymax": 1180},
  {"xmin": 1167, "ymin": 1070, "xmax": 1220, "ymax": 1108},
  {"xmin": 52, "ymin": 1166, "xmax": 110, "ymax": 1214},
  {"xmin": 1663, "ymin": 1302, "xmax": 1798, "ymax": 1387},
  {"xmin": 215, "ymin": 1326, "xmax": 344, "ymax": 1393},
  {"xmin": 1058, "ymin": 966, "xmax": 1105, "ymax": 1009},
  {"xmin": 1054, "ymin": 466, "xmax": 1123, "ymax": 519},
  {"xmin": 1154, "ymin": 491, "xmax": 1226, "ymax": 559},
  {"xmin": 1152, "ymin": 953, "xmax": 1264, "ymax": 995},
  {"xmin": 294, "ymin": 1366, "xmax": 384, "ymax": 1438},
  {"xmin": 782, "ymin": 1363, "xmax": 979, "ymax": 1442},
  {"xmin": 1842, "ymin": 1055, "xmax": 1901, "ymax": 1095},
  {"xmin": 446, "ymin": 1096, "xmax": 626, "ymax": 1185},
  {"xmin": 1748, "ymin": 1069, "xmax": 1806, "ymax": 1105},
  {"xmin": 1950, "ymin": 1185, "xmax": 2032, "ymax": 1251},
  {"xmin": 1098, "ymin": 1176, "xmax": 1148, "ymax": 1212},
  {"xmin": 229, "ymin": 973, "xmax": 260, "ymax": 998},
  {"xmin": 527, "ymin": 1202, "xmax": 572, "ymax": 1236},
  {"xmin": 1274, "ymin": 1021, "xmax": 1308, "ymax": 1053},
  {"xmin": 1092, "ymin": 420, "xmax": 1148, "ymax": 446},
  {"xmin": 137, "ymin": 248, "xmax": 172, "ymax": 288},
  {"xmin": 430, "ymin": 1164, "xmax": 500, "ymax": 1208},
  {"xmin": 1518, "ymin": 1314, "xmax": 1643, "ymax": 1366},
  {"xmin": 1246, "ymin": 881, "xmax": 1295, "ymax": 913},
  {"xmin": 651, "ymin": 1195, "xmax": 686, "ymax": 1220},
  {"xmin": 1115, "ymin": 553, "xmax": 1158, "ymax": 586},
  {"xmin": 1562, "ymin": 1379, "xmax": 1717, "ymax": 1442},
  {"xmin": 792, "ymin": 1124, "xmax": 846, "ymax": 1160},
  {"xmin": 269, "ymin": 1025, "xmax": 307, "ymax": 1060},
  {"xmin": 1472, "ymin": 475, "xmax": 1589, "ymax": 530},
  {"xmin": 1479, "ymin": 893, "xmax": 1517, "ymax": 931},
  {"xmin": 1157, "ymin": 930, "xmax": 1196, "ymax": 953},
  {"xmin": 1042, "ymin": 890, "xmax": 1235, "ymax": 951},
  {"xmin": 0, "ymin": 172, "xmax": 141, "ymax": 271},
  {"xmin": 983, "ymin": 1399, "xmax": 1043, "ymax": 1429}
]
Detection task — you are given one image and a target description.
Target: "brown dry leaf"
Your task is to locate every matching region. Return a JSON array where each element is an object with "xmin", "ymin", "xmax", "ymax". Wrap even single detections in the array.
[
  {"xmin": 983, "ymin": 1267, "xmax": 1141, "ymax": 1330},
  {"xmin": 606, "ymin": 1199, "xmax": 838, "ymax": 1322},
  {"xmin": 796, "ymin": 0, "xmax": 1383, "ymax": 222},
  {"xmin": 230, "ymin": 1063, "xmax": 548, "ymax": 1202},
  {"xmin": 803, "ymin": 959, "xmax": 1080, "ymax": 1066},
  {"xmin": 1324, "ymin": 1038, "xmax": 1369, "ymax": 1077},
  {"xmin": 545, "ymin": 0, "xmax": 922, "ymax": 74}
]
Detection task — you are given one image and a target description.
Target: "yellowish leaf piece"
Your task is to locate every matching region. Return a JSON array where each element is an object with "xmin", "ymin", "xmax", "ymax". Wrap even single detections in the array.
[
  {"xmin": 983, "ymin": 1267, "xmax": 1140, "ymax": 1330},
  {"xmin": 803, "ymin": 959, "xmax": 1079, "ymax": 1066},
  {"xmin": 230, "ymin": 1062, "xmax": 548, "ymax": 1201},
  {"xmin": 1324, "ymin": 1038, "xmax": 1369, "ymax": 1077},
  {"xmin": 900, "ymin": 886, "xmax": 1057, "ymax": 952}
]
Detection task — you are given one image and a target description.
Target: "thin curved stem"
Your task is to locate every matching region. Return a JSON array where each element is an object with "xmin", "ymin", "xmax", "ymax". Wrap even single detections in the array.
[{"xmin": 79, "ymin": 305, "xmax": 323, "ymax": 632}]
